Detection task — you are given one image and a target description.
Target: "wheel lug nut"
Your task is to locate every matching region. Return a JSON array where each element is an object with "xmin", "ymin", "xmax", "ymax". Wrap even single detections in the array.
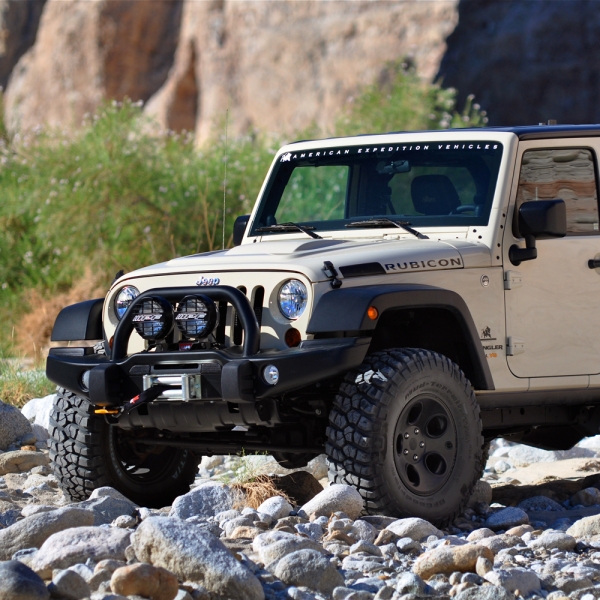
[
  {"xmin": 413, "ymin": 454, "xmax": 418, "ymax": 461},
  {"xmin": 414, "ymin": 428, "xmax": 420, "ymax": 434},
  {"xmin": 419, "ymin": 442, "xmax": 425, "ymax": 448},
  {"xmin": 404, "ymin": 433, "xmax": 409, "ymax": 439},
  {"xmin": 446, "ymin": 441, "xmax": 453, "ymax": 449},
  {"xmin": 403, "ymin": 449, "xmax": 409, "ymax": 455}
]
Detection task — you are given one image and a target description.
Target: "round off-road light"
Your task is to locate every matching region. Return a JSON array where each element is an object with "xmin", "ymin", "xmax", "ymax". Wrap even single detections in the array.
[
  {"xmin": 131, "ymin": 296, "xmax": 173, "ymax": 341},
  {"xmin": 263, "ymin": 364, "xmax": 280, "ymax": 386},
  {"xmin": 278, "ymin": 279, "xmax": 308, "ymax": 320},
  {"xmin": 174, "ymin": 295, "xmax": 219, "ymax": 339},
  {"xmin": 114, "ymin": 285, "xmax": 140, "ymax": 320}
]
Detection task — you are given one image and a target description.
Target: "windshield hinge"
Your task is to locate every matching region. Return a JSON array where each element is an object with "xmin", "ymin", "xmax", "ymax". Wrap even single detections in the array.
[{"xmin": 323, "ymin": 261, "xmax": 342, "ymax": 289}]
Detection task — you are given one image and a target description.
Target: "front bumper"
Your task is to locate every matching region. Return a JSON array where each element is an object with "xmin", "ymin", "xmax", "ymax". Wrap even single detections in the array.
[{"xmin": 47, "ymin": 337, "xmax": 371, "ymax": 408}]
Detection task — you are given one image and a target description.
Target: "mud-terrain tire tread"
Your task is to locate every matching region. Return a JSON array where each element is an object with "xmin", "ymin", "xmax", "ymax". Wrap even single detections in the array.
[
  {"xmin": 49, "ymin": 387, "xmax": 198, "ymax": 505},
  {"xmin": 326, "ymin": 348, "xmax": 485, "ymax": 526}
]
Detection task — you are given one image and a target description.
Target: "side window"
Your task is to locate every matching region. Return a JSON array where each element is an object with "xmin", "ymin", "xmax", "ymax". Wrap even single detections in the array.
[{"xmin": 517, "ymin": 148, "xmax": 599, "ymax": 234}]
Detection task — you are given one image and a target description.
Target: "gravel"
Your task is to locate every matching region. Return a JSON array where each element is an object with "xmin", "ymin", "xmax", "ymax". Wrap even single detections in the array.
[{"xmin": 4, "ymin": 402, "xmax": 600, "ymax": 599}]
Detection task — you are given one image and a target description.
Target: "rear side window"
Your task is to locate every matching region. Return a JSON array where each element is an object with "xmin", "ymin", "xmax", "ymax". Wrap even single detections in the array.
[{"xmin": 517, "ymin": 148, "xmax": 599, "ymax": 234}]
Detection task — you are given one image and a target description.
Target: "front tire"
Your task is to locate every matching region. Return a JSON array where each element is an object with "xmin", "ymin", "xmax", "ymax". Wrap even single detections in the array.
[
  {"xmin": 326, "ymin": 349, "xmax": 484, "ymax": 526},
  {"xmin": 49, "ymin": 388, "xmax": 199, "ymax": 507}
]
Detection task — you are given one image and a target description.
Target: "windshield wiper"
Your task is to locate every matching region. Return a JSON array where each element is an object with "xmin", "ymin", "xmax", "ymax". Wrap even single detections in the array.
[
  {"xmin": 345, "ymin": 217, "xmax": 429, "ymax": 240},
  {"xmin": 256, "ymin": 222, "xmax": 323, "ymax": 239}
]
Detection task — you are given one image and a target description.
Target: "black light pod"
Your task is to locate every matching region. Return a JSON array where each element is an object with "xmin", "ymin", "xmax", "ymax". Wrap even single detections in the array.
[
  {"xmin": 132, "ymin": 296, "xmax": 174, "ymax": 341},
  {"xmin": 174, "ymin": 295, "xmax": 219, "ymax": 339}
]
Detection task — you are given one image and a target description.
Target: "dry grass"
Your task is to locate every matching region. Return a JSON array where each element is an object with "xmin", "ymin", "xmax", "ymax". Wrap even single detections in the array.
[
  {"xmin": 232, "ymin": 474, "xmax": 292, "ymax": 510},
  {"xmin": 16, "ymin": 267, "xmax": 106, "ymax": 361}
]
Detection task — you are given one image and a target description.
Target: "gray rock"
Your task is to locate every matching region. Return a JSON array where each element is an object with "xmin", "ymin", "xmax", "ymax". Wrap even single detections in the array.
[
  {"xmin": 48, "ymin": 569, "xmax": 91, "ymax": 600},
  {"xmin": 529, "ymin": 530, "xmax": 577, "ymax": 551},
  {"xmin": 349, "ymin": 520, "xmax": 378, "ymax": 544},
  {"xmin": 215, "ymin": 509, "xmax": 241, "ymax": 524},
  {"xmin": 517, "ymin": 496, "xmax": 565, "ymax": 512},
  {"xmin": 507, "ymin": 445, "xmax": 594, "ymax": 467},
  {"xmin": 306, "ymin": 454, "xmax": 328, "ymax": 480},
  {"xmin": 132, "ymin": 516, "xmax": 263, "ymax": 600},
  {"xmin": 223, "ymin": 515, "xmax": 255, "ymax": 537},
  {"xmin": 386, "ymin": 517, "xmax": 443, "ymax": 541},
  {"xmin": 0, "ymin": 450, "xmax": 49, "ymax": 475},
  {"xmin": 111, "ymin": 515, "xmax": 136, "ymax": 529},
  {"xmin": 77, "ymin": 496, "xmax": 138, "ymax": 526},
  {"xmin": 253, "ymin": 531, "xmax": 325, "ymax": 565},
  {"xmin": 0, "ymin": 401, "xmax": 33, "ymax": 452},
  {"xmin": 0, "ymin": 559, "xmax": 49, "ymax": 600},
  {"xmin": 0, "ymin": 507, "xmax": 95, "ymax": 561},
  {"xmin": 396, "ymin": 537, "xmax": 422, "ymax": 554},
  {"xmin": 466, "ymin": 528, "xmax": 496, "ymax": 542},
  {"xmin": 484, "ymin": 568, "xmax": 541, "ymax": 596},
  {"xmin": 349, "ymin": 540, "xmax": 381, "ymax": 557},
  {"xmin": 567, "ymin": 514, "xmax": 600, "ymax": 537},
  {"xmin": 31, "ymin": 526, "xmax": 131, "ymax": 576},
  {"xmin": 554, "ymin": 576, "xmax": 593, "ymax": 594},
  {"xmin": 0, "ymin": 507, "xmax": 21, "ymax": 528},
  {"xmin": 299, "ymin": 484, "xmax": 363, "ymax": 520},
  {"xmin": 333, "ymin": 587, "xmax": 373, "ymax": 600},
  {"xmin": 468, "ymin": 480, "xmax": 493, "ymax": 508},
  {"xmin": 295, "ymin": 522, "xmax": 324, "ymax": 541},
  {"xmin": 272, "ymin": 548, "xmax": 344, "ymax": 594},
  {"xmin": 571, "ymin": 487, "xmax": 600, "ymax": 507},
  {"xmin": 455, "ymin": 585, "xmax": 514, "ymax": 600},
  {"xmin": 169, "ymin": 482, "xmax": 235, "ymax": 519},
  {"xmin": 257, "ymin": 495, "xmax": 292, "ymax": 520},
  {"xmin": 395, "ymin": 572, "xmax": 426, "ymax": 595},
  {"xmin": 484, "ymin": 507, "xmax": 529, "ymax": 531}
]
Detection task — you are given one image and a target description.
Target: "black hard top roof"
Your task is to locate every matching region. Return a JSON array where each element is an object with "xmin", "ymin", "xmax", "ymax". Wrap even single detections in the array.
[{"xmin": 291, "ymin": 124, "xmax": 600, "ymax": 145}]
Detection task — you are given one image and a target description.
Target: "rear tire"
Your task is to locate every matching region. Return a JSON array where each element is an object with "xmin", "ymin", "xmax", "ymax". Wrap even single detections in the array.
[
  {"xmin": 49, "ymin": 388, "xmax": 199, "ymax": 507},
  {"xmin": 326, "ymin": 348, "xmax": 485, "ymax": 526}
]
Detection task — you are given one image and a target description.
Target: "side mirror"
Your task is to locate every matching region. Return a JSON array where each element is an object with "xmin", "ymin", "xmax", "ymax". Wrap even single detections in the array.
[
  {"xmin": 509, "ymin": 199, "xmax": 566, "ymax": 266},
  {"xmin": 233, "ymin": 215, "xmax": 250, "ymax": 246}
]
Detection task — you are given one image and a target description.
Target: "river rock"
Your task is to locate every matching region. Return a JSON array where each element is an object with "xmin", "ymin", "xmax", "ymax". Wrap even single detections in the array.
[
  {"xmin": 484, "ymin": 568, "xmax": 541, "ymax": 596},
  {"xmin": 257, "ymin": 496, "xmax": 293, "ymax": 521},
  {"xmin": 299, "ymin": 484, "xmax": 363, "ymax": 520},
  {"xmin": 571, "ymin": 487, "xmax": 600, "ymax": 507},
  {"xmin": 455, "ymin": 585, "xmax": 514, "ymax": 600},
  {"xmin": 31, "ymin": 526, "xmax": 131, "ymax": 576},
  {"xmin": 517, "ymin": 496, "xmax": 565, "ymax": 512},
  {"xmin": 132, "ymin": 517, "xmax": 264, "ymax": 600},
  {"xmin": 386, "ymin": 517, "xmax": 444, "ymax": 541},
  {"xmin": 253, "ymin": 531, "xmax": 325, "ymax": 565},
  {"xmin": 169, "ymin": 481, "xmax": 235, "ymax": 519},
  {"xmin": 20, "ymin": 395, "xmax": 54, "ymax": 441},
  {"xmin": 0, "ymin": 401, "xmax": 33, "ymax": 452},
  {"xmin": 48, "ymin": 569, "xmax": 90, "ymax": 600},
  {"xmin": 413, "ymin": 544, "xmax": 494, "ymax": 579},
  {"xmin": 271, "ymin": 548, "xmax": 344, "ymax": 594},
  {"xmin": 567, "ymin": 514, "xmax": 600, "ymax": 537},
  {"xmin": 484, "ymin": 507, "xmax": 529, "ymax": 530},
  {"xmin": 466, "ymin": 528, "xmax": 496, "ymax": 542},
  {"xmin": 110, "ymin": 563, "xmax": 179, "ymax": 600},
  {"xmin": 468, "ymin": 480, "xmax": 493, "ymax": 507},
  {"xmin": 0, "ymin": 450, "xmax": 49, "ymax": 475},
  {"xmin": 0, "ymin": 507, "xmax": 94, "ymax": 560},
  {"xmin": 77, "ymin": 495, "xmax": 138, "ymax": 526},
  {"xmin": 0, "ymin": 560, "xmax": 49, "ymax": 600},
  {"xmin": 529, "ymin": 530, "xmax": 577, "ymax": 551}
]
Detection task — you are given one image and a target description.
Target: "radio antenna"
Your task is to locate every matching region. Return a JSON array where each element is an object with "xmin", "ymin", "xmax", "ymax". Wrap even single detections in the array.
[{"xmin": 222, "ymin": 109, "xmax": 229, "ymax": 250}]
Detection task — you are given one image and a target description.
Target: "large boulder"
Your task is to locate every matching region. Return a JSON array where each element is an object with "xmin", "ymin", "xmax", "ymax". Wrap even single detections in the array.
[
  {"xmin": 132, "ymin": 517, "xmax": 264, "ymax": 600},
  {"xmin": 0, "ymin": 401, "xmax": 33, "ymax": 451},
  {"xmin": 169, "ymin": 481, "xmax": 235, "ymax": 519}
]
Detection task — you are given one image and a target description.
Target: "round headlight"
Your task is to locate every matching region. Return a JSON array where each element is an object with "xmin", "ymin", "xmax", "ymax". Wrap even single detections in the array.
[
  {"xmin": 131, "ymin": 296, "xmax": 173, "ymax": 341},
  {"xmin": 174, "ymin": 295, "xmax": 219, "ymax": 339},
  {"xmin": 278, "ymin": 279, "xmax": 308, "ymax": 320},
  {"xmin": 114, "ymin": 285, "xmax": 140, "ymax": 320}
]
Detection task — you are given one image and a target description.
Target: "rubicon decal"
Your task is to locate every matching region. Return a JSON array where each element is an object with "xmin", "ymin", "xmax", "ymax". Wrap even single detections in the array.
[{"xmin": 383, "ymin": 257, "xmax": 463, "ymax": 272}]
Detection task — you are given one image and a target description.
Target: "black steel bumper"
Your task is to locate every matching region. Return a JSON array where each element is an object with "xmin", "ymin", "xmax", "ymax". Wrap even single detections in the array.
[{"xmin": 47, "ymin": 337, "xmax": 370, "ymax": 409}]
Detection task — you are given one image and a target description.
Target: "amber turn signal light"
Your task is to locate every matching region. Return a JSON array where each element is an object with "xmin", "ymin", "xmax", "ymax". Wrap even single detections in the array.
[
  {"xmin": 108, "ymin": 336, "xmax": 114, "ymax": 349},
  {"xmin": 367, "ymin": 306, "xmax": 379, "ymax": 320},
  {"xmin": 284, "ymin": 328, "xmax": 302, "ymax": 347}
]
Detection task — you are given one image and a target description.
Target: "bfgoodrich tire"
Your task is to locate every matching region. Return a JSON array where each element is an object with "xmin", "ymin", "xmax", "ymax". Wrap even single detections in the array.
[
  {"xmin": 326, "ymin": 348, "xmax": 485, "ymax": 526},
  {"xmin": 49, "ymin": 388, "xmax": 199, "ymax": 507}
]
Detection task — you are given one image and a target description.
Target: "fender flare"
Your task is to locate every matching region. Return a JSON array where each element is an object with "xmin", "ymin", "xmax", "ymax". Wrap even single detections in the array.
[
  {"xmin": 51, "ymin": 298, "xmax": 104, "ymax": 341},
  {"xmin": 307, "ymin": 284, "xmax": 494, "ymax": 390}
]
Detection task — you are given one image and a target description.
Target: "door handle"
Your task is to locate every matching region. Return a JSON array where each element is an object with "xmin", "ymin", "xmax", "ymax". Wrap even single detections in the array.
[{"xmin": 588, "ymin": 259, "xmax": 600, "ymax": 269}]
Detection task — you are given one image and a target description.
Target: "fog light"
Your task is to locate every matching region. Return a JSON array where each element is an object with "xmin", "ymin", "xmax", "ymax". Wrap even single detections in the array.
[
  {"xmin": 263, "ymin": 364, "xmax": 279, "ymax": 386},
  {"xmin": 81, "ymin": 369, "xmax": 91, "ymax": 392},
  {"xmin": 132, "ymin": 296, "xmax": 173, "ymax": 341}
]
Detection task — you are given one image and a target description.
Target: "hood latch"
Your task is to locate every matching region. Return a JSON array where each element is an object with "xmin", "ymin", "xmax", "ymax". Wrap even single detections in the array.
[{"xmin": 323, "ymin": 261, "xmax": 342, "ymax": 289}]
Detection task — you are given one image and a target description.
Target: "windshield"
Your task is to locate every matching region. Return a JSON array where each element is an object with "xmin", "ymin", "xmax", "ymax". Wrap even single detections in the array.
[{"xmin": 250, "ymin": 140, "xmax": 503, "ymax": 236}]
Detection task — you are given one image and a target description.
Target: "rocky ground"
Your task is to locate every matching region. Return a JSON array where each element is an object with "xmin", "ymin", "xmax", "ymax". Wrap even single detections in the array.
[{"xmin": 3, "ymin": 397, "xmax": 600, "ymax": 599}]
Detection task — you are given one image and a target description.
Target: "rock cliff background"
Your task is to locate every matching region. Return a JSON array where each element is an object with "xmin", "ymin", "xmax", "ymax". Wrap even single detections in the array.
[{"xmin": 4, "ymin": 0, "xmax": 600, "ymax": 139}]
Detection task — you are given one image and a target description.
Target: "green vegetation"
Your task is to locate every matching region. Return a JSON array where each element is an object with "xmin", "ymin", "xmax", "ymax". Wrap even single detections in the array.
[
  {"xmin": 0, "ymin": 63, "xmax": 487, "ymax": 375},
  {"xmin": 0, "ymin": 360, "xmax": 55, "ymax": 407}
]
